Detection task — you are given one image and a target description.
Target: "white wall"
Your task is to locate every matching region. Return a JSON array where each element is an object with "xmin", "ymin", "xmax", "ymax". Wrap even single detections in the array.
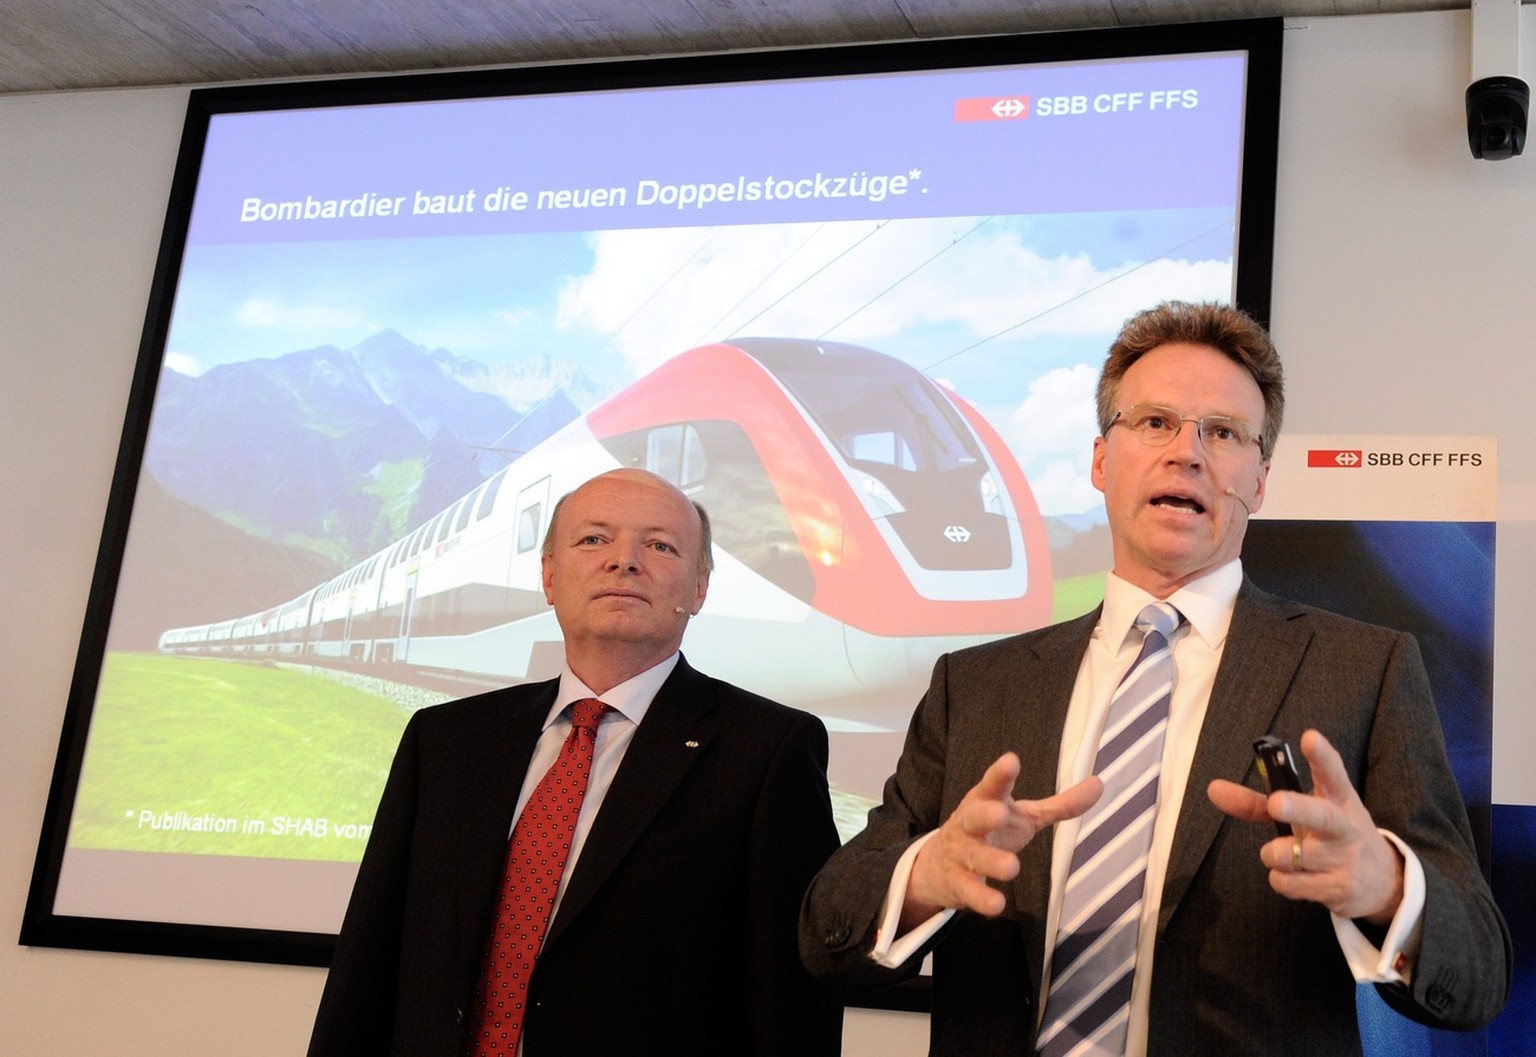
[
  {"xmin": 3, "ymin": 10, "xmax": 1533, "ymax": 1054},
  {"xmin": 1266, "ymin": 13, "xmax": 1536, "ymax": 808}
]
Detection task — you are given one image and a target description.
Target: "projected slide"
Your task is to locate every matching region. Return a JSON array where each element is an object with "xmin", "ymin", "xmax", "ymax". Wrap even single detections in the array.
[{"xmin": 41, "ymin": 33, "xmax": 1273, "ymax": 945}]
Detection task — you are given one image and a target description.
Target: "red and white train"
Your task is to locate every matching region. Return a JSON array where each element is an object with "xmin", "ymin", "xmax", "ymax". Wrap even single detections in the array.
[{"xmin": 159, "ymin": 337, "xmax": 1053, "ymax": 712}]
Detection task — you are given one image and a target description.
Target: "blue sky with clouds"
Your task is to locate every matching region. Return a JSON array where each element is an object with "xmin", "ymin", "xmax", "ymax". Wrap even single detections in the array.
[{"xmin": 163, "ymin": 208, "xmax": 1234, "ymax": 516}]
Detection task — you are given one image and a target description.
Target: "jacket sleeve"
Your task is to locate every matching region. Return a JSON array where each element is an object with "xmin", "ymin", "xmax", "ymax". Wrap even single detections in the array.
[
  {"xmin": 1362, "ymin": 633, "xmax": 1511, "ymax": 1029},
  {"xmin": 799, "ymin": 654, "xmax": 958, "ymax": 993}
]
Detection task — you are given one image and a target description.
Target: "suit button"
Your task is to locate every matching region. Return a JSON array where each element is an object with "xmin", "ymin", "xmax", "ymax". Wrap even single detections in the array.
[{"xmin": 824, "ymin": 925, "xmax": 852, "ymax": 948}]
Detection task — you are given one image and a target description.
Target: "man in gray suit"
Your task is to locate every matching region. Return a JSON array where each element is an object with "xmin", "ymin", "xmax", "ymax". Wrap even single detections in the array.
[{"xmin": 800, "ymin": 301, "xmax": 1509, "ymax": 1056}]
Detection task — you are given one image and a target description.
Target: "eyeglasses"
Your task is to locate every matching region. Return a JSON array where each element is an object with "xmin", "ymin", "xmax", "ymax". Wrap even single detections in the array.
[{"xmin": 1108, "ymin": 404, "xmax": 1263, "ymax": 456}]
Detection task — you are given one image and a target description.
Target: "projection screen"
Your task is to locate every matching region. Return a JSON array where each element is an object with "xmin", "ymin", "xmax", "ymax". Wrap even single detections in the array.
[{"xmin": 25, "ymin": 18, "xmax": 1282, "ymax": 966}]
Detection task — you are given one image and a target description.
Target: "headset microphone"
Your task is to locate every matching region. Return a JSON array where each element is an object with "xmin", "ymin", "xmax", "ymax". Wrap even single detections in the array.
[
  {"xmin": 1224, "ymin": 487, "xmax": 1252, "ymax": 516},
  {"xmin": 675, "ymin": 606, "xmax": 688, "ymax": 614}
]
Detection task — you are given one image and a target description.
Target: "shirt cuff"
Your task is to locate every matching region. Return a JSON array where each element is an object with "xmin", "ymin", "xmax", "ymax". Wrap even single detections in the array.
[
  {"xmin": 1330, "ymin": 828, "xmax": 1425, "ymax": 986},
  {"xmin": 869, "ymin": 830, "xmax": 955, "ymax": 968}
]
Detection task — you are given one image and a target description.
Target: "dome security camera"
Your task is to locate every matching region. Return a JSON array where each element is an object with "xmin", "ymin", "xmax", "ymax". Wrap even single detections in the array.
[{"xmin": 1466, "ymin": 75, "xmax": 1529, "ymax": 161}]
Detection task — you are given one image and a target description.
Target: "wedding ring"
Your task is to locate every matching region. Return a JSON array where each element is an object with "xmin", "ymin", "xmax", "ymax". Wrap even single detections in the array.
[{"xmin": 1291, "ymin": 836, "xmax": 1304, "ymax": 872}]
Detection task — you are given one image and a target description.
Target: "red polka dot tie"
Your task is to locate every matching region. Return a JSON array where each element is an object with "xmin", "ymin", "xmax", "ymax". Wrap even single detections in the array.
[{"xmin": 465, "ymin": 698, "xmax": 610, "ymax": 1056}]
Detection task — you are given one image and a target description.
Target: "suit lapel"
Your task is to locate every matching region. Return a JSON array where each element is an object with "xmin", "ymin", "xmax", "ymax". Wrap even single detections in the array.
[
  {"xmin": 542, "ymin": 656, "xmax": 716, "ymax": 947},
  {"xmin": 1010, "ymin": 612, "xmax": 1100, "ymax": 806},
  {"xmin": 1009, "ymin": 611, "xmax": 1100, "ymax": 987},
  {"xmin": 1157, "ymin": 581, "xmax": 1312, "ymax": 931}
]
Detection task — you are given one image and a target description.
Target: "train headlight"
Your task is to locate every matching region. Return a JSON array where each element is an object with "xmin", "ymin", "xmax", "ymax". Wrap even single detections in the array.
[
  {"xmin": 859, "ymin": 473, "xmax": 906, "ymax": 517},
  {"xmin": 979, "ymin": 470, "xmax": 1003, "ymax": 515}
]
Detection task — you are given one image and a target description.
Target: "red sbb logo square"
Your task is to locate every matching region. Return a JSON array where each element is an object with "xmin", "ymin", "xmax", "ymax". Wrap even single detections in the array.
[
  {"xmin": 1307, "ymin": 449, "xmax": 1362, "ymax": 468},
  {"xmin": 955, "ymin": 96, "xmax": 1030, "ymax": 122}
]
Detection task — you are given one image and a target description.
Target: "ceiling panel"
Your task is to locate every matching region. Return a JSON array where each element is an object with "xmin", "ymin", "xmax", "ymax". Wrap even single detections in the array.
[{"xmin": 0, "ymin": 0, "xmax": 1462, "ymax": 96}]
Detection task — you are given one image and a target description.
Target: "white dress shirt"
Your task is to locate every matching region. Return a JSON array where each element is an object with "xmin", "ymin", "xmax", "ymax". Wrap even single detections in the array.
[
  {"xmin": 871, "ymin": 560, "xmax": 1425, "ymax": 1056},
  {"xmin": 509, "ymin": 652, "xmax": 679, "ymax": 924}
]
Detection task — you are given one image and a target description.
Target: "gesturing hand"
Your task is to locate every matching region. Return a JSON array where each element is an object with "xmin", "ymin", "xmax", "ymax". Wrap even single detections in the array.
[
  {"xmin": 1208, "ymin": 729, "xmax": 1404, "ymax": 925},
  {"xmin": 903, "ymin": 752, "xmax": 1102, "ymax": 928}
]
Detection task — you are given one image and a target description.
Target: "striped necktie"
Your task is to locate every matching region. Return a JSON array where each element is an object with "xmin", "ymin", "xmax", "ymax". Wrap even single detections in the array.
[
  {"xmin": 1037, "ymin": 601, "xmax": 1181, "ymax": 1057},
  {"xmin": 465, "ymin": 697, "xmax": 610, "ymax": 1056}
]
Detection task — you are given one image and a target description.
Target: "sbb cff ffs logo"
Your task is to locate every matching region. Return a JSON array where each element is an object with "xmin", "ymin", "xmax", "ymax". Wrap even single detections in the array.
[
  {"xmin": 952, "ymin": 88, "xmax": 1198, "ymax": 122},
  {"xmin": 1036, "ymin": 89, "xmax": 1200, "ymax": 115},
  {"xmin": 1307, "ymin": 448, "xmax": 1483, "ymax": 468},
  {"xmin": 1367, "ymin": 452, "xmax": 1483, "ymax": 467}
]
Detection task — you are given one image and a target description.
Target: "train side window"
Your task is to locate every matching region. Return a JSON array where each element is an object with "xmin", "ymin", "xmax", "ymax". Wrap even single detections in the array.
[
  {"xmin": 477, "ymin": 470, "xmax": 508, "ymax": 521},
  {"xmin": 456, "ymin": 487, "xmax": 481, "ymax": 531},
  {"xmin": 516, "ymin": 503, "xmax": 542, "ymax": 553},
  {"xmin": 600, "ymin": 420, "xmax": 814, "ymax": 603},
  {"xmin": 513, "ymin": 476, "xmax": 551, "ymax": 554},
  {"xmin": 646, "ymin": 424, "xmax": 707, "ymax": 490},
  {"xmin": 437, "ymin": 501, "xmax": 462, "ymax": 544}
]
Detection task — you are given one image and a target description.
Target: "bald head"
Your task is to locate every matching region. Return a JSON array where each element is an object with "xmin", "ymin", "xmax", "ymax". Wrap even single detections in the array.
[
  {"xmin": 542, "ymin": 469, "xmax": 714, "ymax": 574},
  {"xmin": 539, "ymin": 468, "xmax": 714, "ymax": 692}
]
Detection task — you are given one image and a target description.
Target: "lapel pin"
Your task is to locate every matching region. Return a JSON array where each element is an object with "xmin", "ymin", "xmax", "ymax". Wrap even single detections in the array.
[{"xmin": 685, "ymin": 740, "xmax": 700, "ymax": 749}]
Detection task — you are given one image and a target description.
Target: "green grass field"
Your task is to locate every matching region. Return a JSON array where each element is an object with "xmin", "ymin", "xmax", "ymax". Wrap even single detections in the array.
[
  {"xmin": 1053, "ymin": 569, "xmax": 1108, "ymax": 624},
  {"xmin": 70, "ymin": 653, "xmax": 413, "ymax": 861},
  {"xmin": 73, "ymin": 569, "xmax": 1107, "ymax": 862},
  {"xmin": 829, "ymin": 786, "xmax": 879, "ymax": 845}
]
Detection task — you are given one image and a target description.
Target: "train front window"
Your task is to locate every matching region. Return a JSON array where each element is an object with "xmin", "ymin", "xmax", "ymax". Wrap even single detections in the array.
[
  {"xmin": 776, "ymin": 367, "xmax": 982, "ymax": 477},
  {"xmin": 741, "ymin": 338, "xmax": 1009, "ymax": 572},
  {"xmin": 849, "ymin": 430, "xmax": 917, "ymax": 471}
]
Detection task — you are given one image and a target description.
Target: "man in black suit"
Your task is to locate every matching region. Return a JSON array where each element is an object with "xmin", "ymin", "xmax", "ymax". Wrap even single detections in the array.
[
  {"xmin": 310, "ymin": 467, "xmax": 842, "ymax": 1056},
  {"xmin": 800, "ymin": 301, "xmax": 1509, "ymax": 1056}
]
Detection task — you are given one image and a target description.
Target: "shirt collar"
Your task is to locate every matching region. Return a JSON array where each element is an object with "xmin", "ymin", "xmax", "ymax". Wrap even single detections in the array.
[
  {"xmin": 547, "ymin": 651, "xmax": 681, "ymax": 729},
  {"xmin": 1102, "ymin": 559, "xmax": 1243, "ymax": 652}
]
